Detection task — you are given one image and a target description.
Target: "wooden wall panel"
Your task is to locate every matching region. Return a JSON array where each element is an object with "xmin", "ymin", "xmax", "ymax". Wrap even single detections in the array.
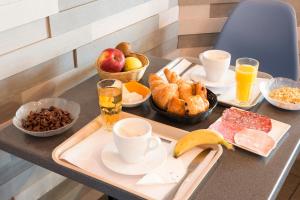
[
  {"xmin": 76, "ymin": 15, "xmax": 160, "ymax": 68},
  {"xmin": 49, "ymin": 0, "xmax": 145, "ymax": 36},
  {"xmin": 0, "ymin": 162, "xmax": 64, "ymax": 200},
  {"xmin": 76, "ymin": 20, "xmax": 177, "ymax": 70},
  {"xmin": 132, "ymin": 22, "xmax": 178, "ymax": 53},
  {"xmin": 0, "ymin": 0, "xmax": 169, "ymax": 81},
  {"xmin": 178, "ymin": 33, "xmax": 218, "ymax": 48},
  {"xmin": 179, "ymin": 17, "xmax": 226, "ymax": 35},
  {"xmin": 90, "ymin": 0, "xmax": 169, "ymax": 41},
  {"xmin": 13, "ymin": 169, "xmax": 65, "ymax": 200},
  {"xmin": 39, "ymin": 179, "xmax": 103, "ymax": 200},
  {"xmin": 210, "ymin": 3, "xmax": 238, "ymax": 18},
  {"xmin": 169, "ymin": 0, "xmax": 178, "ymax": 7},
  {"xmin": 0, "ymin": 150, "xmax": 11, "ymax": 169},
  {"xmin": 0, "ymin": 93, "xmax": 23, "ymax": 125},
  {"xmin": 180, "ymin": 5, "xmax": 210, "ymax": 19},
  {"xmin": 179, "ymin": 0, "xmax": 209, "ymax": 5},
  {"xmin": 179, "ymin": 46, "xmax": 211, "ymax": 59},
  {"xmin": 20, "ymin": 65, "xmax": 96, "ymax": 105},
  {"xmin": 0, "ymin": 18, "xmax": 48, "ymax": 56},
  {"xmin": 211, "ymin": 0, "xmax": 239, "ymax": 3},
  {"xmin": 146, "ymin": 37, "xmax": 178, "ymax": 58},
  {"xmin": 0, "ymin": 52, "xmax": 74, "ymax": 123},
  {"xmin": 0, "ymin": 25, "xmax": 92, "ymax": 81},
  {"xmin": 0, "ymin": 0, "xmax": 58, "ymax": 32},
  {"xmin": 159, "ymin": 5, "xmax": 179, "ymax": 28},
  {"xmin": 0, "ymin": 157, "xmax": 32, "ymax": 186},
  {"xmin": 286, "ymin": 0, "xmax": 300, "ymax": 26},
  {"xmin": 58, "ymin": 0, "xmax": 96, "ymax": 11},
  {"xmin": 0, "ymin": 52, "xmax": 74, "ymax": 98},
  {"xmin": 0, "ymin": 1, "xmax": 23, "ymax": 6}
]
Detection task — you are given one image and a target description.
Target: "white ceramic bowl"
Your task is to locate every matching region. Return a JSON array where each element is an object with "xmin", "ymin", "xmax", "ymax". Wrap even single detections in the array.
[
  {"xmin": 122, "ymin": 92, "xmax": 151, "ymax": 108},
  {"xmin": 260, "ymin": 77, "xmax": 300, "ymax": 111},
  {"xmin": 13, "ymin": 98, "xmax": 80, "ymax": 137}
]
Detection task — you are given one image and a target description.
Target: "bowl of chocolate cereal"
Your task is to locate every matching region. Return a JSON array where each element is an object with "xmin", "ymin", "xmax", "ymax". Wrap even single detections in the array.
[{"xmin": 13, "ymin": 98, "xmax": 80, "ymax": 137}]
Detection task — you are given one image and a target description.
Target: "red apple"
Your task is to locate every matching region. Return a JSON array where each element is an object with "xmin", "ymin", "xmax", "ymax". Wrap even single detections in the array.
[{"xmin": 97, "ymin": 48, "xmax": 125, "ymax": 73}]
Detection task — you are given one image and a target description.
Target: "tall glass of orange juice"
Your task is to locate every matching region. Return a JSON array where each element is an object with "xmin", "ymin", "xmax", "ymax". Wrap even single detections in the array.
[
  {"xmin": 235, "ymin": 58, "xmax": 259, "ymax": 105},
  {"xmin": 97, "ymin": 79, "xmax": 122, "ymax": 131}
]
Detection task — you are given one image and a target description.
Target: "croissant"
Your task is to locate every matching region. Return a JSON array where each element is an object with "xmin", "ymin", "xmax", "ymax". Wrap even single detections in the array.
[
  {"xmin": 167, "ymin": 97, "xmax": 186, "ymax": 116},
  {"xmin": 195, "ymin": 82, "xmax": 207, "ymax": 100},
  {"xmin": 164, "ymin": 68, "xmax": 181, "ymax": 84},
  {"xmin": 149, "ymin": 74, "xmax": 179, "ymax": 110},
  {"xmin": 149, "ymin": 69, "xmax": 209, "ymax": 116},
  {"xmin": 148, "ymin": 73, "xmax": 165, "ymax": 90},
  {"xmin": 178, "ymin": 82, "xmax": 193, "ymax": 101},
  {"xmin": 185, "ymin": 95, "xmax": 209, "ymax": 115}
]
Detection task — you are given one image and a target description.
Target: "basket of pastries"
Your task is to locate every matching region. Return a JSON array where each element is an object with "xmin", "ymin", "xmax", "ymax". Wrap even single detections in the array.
[{"xmin": 148, "ymin": 68, "xmax": 217, "ymax": 123}]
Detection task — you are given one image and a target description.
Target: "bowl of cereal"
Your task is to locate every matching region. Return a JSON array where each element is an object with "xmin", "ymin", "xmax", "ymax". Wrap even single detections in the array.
[
  {"xmin": 260, "ymin": 77, "xmax": 300, "ymax": 110},
  {"xmin": 13, "ymin": 98, "xmax": 80, "ymax": 137}
]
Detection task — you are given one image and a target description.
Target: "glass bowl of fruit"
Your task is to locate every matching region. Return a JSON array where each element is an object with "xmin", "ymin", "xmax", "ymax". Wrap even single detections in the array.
[{"xmin": 96, "ymin": 42, "xmax": 149, "ymax": 83}]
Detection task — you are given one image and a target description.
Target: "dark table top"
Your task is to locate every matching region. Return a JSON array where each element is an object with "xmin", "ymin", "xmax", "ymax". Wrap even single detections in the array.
[{"xmin": 1, "ymin": 56, "xmax": 300, "ymax": 200}]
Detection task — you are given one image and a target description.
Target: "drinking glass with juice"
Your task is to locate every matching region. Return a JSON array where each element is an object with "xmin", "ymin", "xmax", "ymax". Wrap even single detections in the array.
[
  {"xmin": 97, "ymin": 79, "xmax": 122, "ymax": 131},
  {"xmin": 235, "ymin": 58, "xmax": 259, "ymax": 105}
]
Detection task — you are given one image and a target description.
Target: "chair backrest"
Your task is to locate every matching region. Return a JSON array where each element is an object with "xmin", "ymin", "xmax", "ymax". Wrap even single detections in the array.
[{"xmin": 214, "ymin": 0, "xmax": 299, "ymax": 80}]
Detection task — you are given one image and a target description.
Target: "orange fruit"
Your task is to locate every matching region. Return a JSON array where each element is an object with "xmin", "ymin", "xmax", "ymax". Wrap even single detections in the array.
[{"xmin": 124, "ymin": 81, "xmax": 150, "ymax": 98}]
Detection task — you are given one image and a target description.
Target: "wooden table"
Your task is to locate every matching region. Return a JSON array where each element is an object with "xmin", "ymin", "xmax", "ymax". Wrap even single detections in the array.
[{"xmin": 0, "ymin": 57, "xmax": 300, "ymax": 200}]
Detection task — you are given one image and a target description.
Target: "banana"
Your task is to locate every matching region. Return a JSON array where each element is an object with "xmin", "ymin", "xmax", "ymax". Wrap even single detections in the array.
[{"xmin": 174, "ymin": 129, "xmax": 234, "ymax": 158}]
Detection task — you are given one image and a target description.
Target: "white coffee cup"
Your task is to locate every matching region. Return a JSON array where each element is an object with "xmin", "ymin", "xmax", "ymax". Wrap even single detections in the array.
[
  {"xmin": 199, "ymin": 50, "xmax": 231, "ymax": 82},
  {"xmin": 113, "ymin": 118, "xmax": 161, "ymax": 163}
]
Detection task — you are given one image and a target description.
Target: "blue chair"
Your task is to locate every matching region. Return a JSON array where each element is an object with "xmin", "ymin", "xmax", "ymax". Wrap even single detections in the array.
[{"xmin": 214, "ymin": 0, "xmax": 299, "ymax": 80}]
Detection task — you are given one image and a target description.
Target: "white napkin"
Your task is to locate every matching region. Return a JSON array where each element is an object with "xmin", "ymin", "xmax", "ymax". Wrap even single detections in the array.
[
  {"xmin": 137, "ymin": 157, "xmax": 186, "ymax": 185},
  {"xmin": 137, "ymin": 142, "xmax": 202, "ymax": 185}
]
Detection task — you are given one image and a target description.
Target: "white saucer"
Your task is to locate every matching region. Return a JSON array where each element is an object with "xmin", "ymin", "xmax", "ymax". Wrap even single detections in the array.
[
  {"xmin": 101, "ymin": 142, "xmax": 167, "ymax": 175},
  {"xmin": 190, "ymin": 65, "xmax": 235, "ymax": 89}
]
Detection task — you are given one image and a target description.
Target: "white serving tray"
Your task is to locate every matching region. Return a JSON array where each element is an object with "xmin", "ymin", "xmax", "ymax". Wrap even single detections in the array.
[
  {"xmin": 210, "ymin": 117, "xmax": 291, "ymax": 157},
  {"xmin": 52, "ymin": 112, "xmax": 223, "ymax": 200},
  {"xmin": 160, "ymin": 58, "xmax": 273, "ymax": 110}
]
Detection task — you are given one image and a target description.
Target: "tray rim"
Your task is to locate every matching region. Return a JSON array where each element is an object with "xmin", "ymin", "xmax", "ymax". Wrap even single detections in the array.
[
  {"xmin": 52, "ymin": 112, "xmax": 223, "ymax": 200},
  {"xmin": 163, "ymin": 57, "xmax": 273, "ymax": 110}
]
